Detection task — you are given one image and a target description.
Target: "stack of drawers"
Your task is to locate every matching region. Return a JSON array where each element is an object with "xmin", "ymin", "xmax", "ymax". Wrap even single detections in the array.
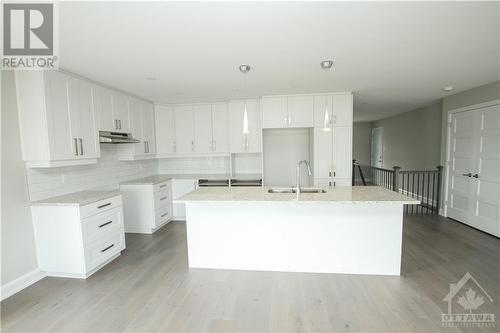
[
  {"xmin": 120, "ymin": 178, "xmax": 173, "ymax": 234},
  {"xmin": 31, "ymin": 193, "xmax": 126, "ymax": 279}
]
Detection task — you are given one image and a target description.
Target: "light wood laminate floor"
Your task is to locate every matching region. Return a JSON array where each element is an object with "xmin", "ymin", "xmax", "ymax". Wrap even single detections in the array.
[{"xmin": 1, "ymin": 215, "xmax": 499, "ymax": 332}]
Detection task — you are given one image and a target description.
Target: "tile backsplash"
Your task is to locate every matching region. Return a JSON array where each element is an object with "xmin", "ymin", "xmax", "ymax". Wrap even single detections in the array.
[
  {"xmin": 26, "ymin": 145, "xmax": 156, "ymax": 201},
  {"xmin": 26, "ymin": 146, "xmax": 263, "ymax": 201}
]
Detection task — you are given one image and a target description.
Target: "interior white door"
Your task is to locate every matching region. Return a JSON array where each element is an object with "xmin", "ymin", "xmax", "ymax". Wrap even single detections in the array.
[
  {"xmin": 211, "ymin": 103, "xmax": 229, "ymax": 153},
  {"xmin": 174, "ymin": 105, "xmax": 194, "ymax": 153},
  {"xmin": 262, "ymin": 96, "xmax": 287, "ymax": 128},
  {"xmin": 155, "ymin": 105, "xmax": 176, "ymax": 154},
  {"xmin": 371, "ymin": 127, "xmax": 383, "ymax": 167},
  {"xmin": 470, "ymin": 105, "xmax": 500, "ymax": 236},
  {"xmin": 193, "ymin": 104, "xmax": 213, "ymax": 153},
  {"xmin": 447, "ymin": 110, "xmax": 477, "ymax": 224},
  {"xmin": 287, "ymin": 95, "xmax": 314, "ymax": 128}
]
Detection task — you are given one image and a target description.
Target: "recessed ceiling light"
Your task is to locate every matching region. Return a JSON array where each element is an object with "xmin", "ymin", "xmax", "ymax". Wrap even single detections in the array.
[
  {"xmin": 320, "ymin": 60, "xmax": 334, "ymax": 70},
  {"xmin": 145, "ymin": 77, "xmax": 157, "ymax": 81},
  {"xmin": 239, "ymin": 65, "xmax": 251, "ymax": 73},
  {"xmin": 443, "ymin": 86, "xmax": 454, "ymax": 92}
]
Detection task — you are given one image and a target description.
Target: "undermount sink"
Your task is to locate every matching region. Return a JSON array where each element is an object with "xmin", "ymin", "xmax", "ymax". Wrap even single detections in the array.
[{"xmin": 267, "ymin": 188, "xmax": 327, "ymax": 194}]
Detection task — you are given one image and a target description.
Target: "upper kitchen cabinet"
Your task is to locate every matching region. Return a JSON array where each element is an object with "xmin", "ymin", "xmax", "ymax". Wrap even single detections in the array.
[
  {"xmin": 118, "ymin": 99, "xmax": 156, "ymax": 160},
  {"xmin": 211, "ymin": 103, "xmax": 229, "ymax": 153},
  {"xmin": 229, "ymin": 100, "xmax": 262, "ymax": 153},
  {"xmin": 15, "ymin": 70, "xmax": 100, "ymax": 167},
  {"xmin": 262, "ymin": 96, "xmax": 287, "ymax": 128},
  {"xmin": 155, "ymin": 105, "xmax": 176, "ymax": 155},
  {"xmin": 174, "ymin": 105, "xmax": 195, "ymax": 154},
  {"xmin": 313, "ymin": 93, "xmax": 353, "ymax": 128},
  {"xmin": 94, "ymin": 86, "xmax": 130, "ymax": 132},
  {"xmin": 193, "ymin": 104, "xmax": 213, "ymax": 154},
  {"xmin": 262, "ymin": 95, "xmax": 314, "ymax": 128}
]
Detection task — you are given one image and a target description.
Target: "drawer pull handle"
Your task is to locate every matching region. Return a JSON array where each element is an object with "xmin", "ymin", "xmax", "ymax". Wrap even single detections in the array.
[
  {"xmin": 159, "ymin": 184, "xmax": 167, "ymax": 188},
  {"xmin": 101, "ymin": 244, "xmax": 114, "ymax": 253},
  {"xmin": 161, "ymin": 213, "xmax": 168, "ymax": 218},
  {"xmin": 98, "ymin": 221, "xmax": 113, "ymax": 228},
  {"xmin": 160, "ymin": 196, "xmax": 167, "ymax": 201},
  {"xmin": 97, "ymin": 203, "xmax": 111, "ymax": 209}
]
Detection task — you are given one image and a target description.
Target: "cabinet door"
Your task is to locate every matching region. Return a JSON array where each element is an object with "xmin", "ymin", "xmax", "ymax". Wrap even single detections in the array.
[
  {"xmin": 287, "ymin": 95, "xmax": 313, "ymax": 128},
  {"xmin": 229, "ymin": 100, "xmax": 261, "ymax": 153},
  {"xmin": 77, "ymin": 81, "xmax": 100, "ymax": 159},
  {"xmin": 45, "ymin": 71, "xmax": 77, "ymax": 160},
  {"xmin": 112, "ymin": 93, "xmax": 130, "ymax": 132},
  {"xmin": 193, "ymin": 104, "xmax": 213, "ymax": 153},
  {"xmin": 174, "ymin": 105, "xmax": 195, "ymax": 153},
  {"xmin": 129, "ymin": 98, "xmax": 145, "ymax": 155},
  {"xmin": 95, "ymin": 86, "xmax": 115, "ymax": 131},
  {"xmin": 313, "ymin": 128, "xmax": 333, "ymax": 179},
  {"xmin": 262, "ymin": 96, "xmax": 287, "ymax": 128},
  {"xmin": 332, "ymin": 94, "xmax": 353, "ymax": 126},
  {"xmin": 313, "ymin": 95, "xmax": 333, "ymax": 128},
  {"xmin": 333, "ymin": 126, "xmax": 353, "ymax": 180},
  {"xmin": 142, "ymin": 102, "xmax": 156, "ymax": 155},
  {"xmin": 211, "ymin": 103, "xmax": 229, "ymax": 153},
  {"xmin": 155, "ymin": 105, "xmax": 176, "ymax": 154}
]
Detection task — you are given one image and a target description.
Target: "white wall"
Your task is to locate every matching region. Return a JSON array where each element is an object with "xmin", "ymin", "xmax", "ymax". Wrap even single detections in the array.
[
  {"xmin": 263, "ymin": 128, "xmax": 312, "ymax": 187},
  {"xmin": 1, "ymin": 71, "xmax": 39, "ymax": 286},
  {"xmin": 353, "ymin": 122, "xmax": 372, "ymax": 165}
]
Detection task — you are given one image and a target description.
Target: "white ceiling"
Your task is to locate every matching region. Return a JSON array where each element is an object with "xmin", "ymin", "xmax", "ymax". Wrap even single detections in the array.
[{"xmin": 60, "ymin": 1, "xmax": 500, "ymax": 122}]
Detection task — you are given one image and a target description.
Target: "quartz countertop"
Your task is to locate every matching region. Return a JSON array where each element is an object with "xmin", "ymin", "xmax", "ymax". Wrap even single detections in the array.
[
  {"xmin": 31, "ymin": 190, "xmax": 121, "ymax": 207},
  {"xmin": 122, "ymin": 173, "xmax": 263, "ymax": 183},
  {"xmin": 120, "ymin": 174, "xmax": 173, "ymax": 185},
  {"xmin": 176, "ymin": 186, "xmax": 420, "ymax": 204}
]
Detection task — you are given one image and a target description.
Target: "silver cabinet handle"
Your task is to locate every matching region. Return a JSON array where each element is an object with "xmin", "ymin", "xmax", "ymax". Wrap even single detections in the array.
[
  {"xmin": 191, "ymin": 141, "xmax": 195, "ymax": 152},
  {"xmin": 147, "ymin": 141, "xmax": 149, "ymax": 153},
  {"xmin": 159, "ymin": 184, "xmax": 167, "ymax": 189},
  {"xmin": 101, "ymin": 244, "xmax": 114, "ymax": 253},
  {"xmin": 114, "ymin": 120, "xmax": 118, "ymax": 129},
  {"xmin": 160, "ymin": 196, "xmax": 167, "ymax": 201},
  {"xmin": 79, "ymin": 138, "xmax": 83, "ymax": 155},
  {"xmin": 98, "ymin": 221, "xmax": 113, "ymax": 228},
  {"xmin": 329, "ymin": 166, "xmax": 332, "ymax": 177},
  {"xmin": 74, "ymin": 138, "xmax": 78, "ymax": 156},
  {"xmin": 119, "ymin": 120, "xmax": 122, "ymax": 129},
  {"xmin": 97, "ymin": 202, "xmax": 111, "ymax": 209},
  {"xmin": 472, "ymin": 174, "xmax": 480, "ymax": 179},
  {"xmin": 161, "ymin": 213, "xmax": 168, "ymax": 218},
  {"xmin": 462, "ymin": 173, "xmax": 472, "ymax": 177}
]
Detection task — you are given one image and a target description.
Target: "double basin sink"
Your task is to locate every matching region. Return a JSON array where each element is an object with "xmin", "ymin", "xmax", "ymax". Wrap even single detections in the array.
[{"xmin": 268, "ymin": 188, "xmax": 327, "ymax": 194}]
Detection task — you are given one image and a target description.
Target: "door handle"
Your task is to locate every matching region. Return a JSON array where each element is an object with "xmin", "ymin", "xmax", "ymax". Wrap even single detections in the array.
[
  {"xmin": 462, "ymin": 173, "xmax": 472, "ymax": 177},
  {"xmin": 73, "ymin": 138, "xmax": 78, "ymax": 156},
  {"xmin": 472, "ymin": 174, "xmax": 480, "ymax": 179},
  {"xmin": 79, "ymin": 138, "xmax": 83, "ymax": 155}
]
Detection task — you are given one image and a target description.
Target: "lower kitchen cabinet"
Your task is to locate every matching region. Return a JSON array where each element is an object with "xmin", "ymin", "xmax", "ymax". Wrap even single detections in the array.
[
  {"xmin": 31, "ymin": 194, "xmax": 125, "ymax": 278},
  {"xmin": 120, "ymin": 178, "xmax": 173, "ymax": 233}
]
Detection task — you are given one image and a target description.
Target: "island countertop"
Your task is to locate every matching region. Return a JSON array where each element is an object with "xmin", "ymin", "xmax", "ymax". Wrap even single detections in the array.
[{"xmin": 176, "ymin": 186, "xmax": 420, "ymax": 204}]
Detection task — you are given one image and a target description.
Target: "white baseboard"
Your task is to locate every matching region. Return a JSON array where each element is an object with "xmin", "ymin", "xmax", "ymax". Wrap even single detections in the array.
[{"xmin": 1, "ymin": 269, "xmax": 46, "ymax": 301}]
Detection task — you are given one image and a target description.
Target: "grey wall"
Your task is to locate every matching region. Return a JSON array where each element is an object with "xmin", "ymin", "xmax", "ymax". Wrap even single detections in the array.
[
  {"xmin": 353, "ymin": 122, "xmax": 372, "ymax": 165},
  {"xmin": 1, "ymin": 71, "xmax": 39, "ymax": 286},
  {"xmin": 372, "ymin": 102, "xmax": 442, "ymax": 170}
]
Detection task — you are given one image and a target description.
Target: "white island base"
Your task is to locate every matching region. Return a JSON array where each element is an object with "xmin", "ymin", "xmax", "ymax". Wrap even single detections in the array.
[{"xmin": 185, "ymin": 202, "xmax": 405, "ymax": 276}]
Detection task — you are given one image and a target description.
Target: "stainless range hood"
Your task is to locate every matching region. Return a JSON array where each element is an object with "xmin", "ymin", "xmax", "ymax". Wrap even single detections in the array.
[{"xmin": 99, "ymin": 131, "xmax": 140, "ymax": 144}]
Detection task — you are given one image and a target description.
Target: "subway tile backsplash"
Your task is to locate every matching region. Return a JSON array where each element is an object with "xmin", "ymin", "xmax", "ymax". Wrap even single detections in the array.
[{"xmin": 26, "ymin": 146, "xmax": 263, "ymax": 201}]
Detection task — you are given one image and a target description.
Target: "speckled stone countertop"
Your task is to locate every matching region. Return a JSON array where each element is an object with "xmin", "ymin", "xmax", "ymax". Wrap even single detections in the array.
[
  {"xmin": 31, "ymin": 190, "xmax": 121, "ymax": 207},
  {"xmin": 176, "ymin": 186, "xmax": 420, "ymax": 204},
  {"xmin": 120, "ymin": 174, "xmax": 173, "ymax": 185},
  {"xmin": 121, "ymin": 173, "xmax": 263, "ymax": 185}
]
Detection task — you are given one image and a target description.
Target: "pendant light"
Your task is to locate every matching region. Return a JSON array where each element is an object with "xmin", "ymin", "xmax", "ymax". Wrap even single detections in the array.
[
  {"xmin": 239, "ymin": 64, "xmax": 251, "ymax": 150},
  {"xmin": 320, "ymin": 60, "xmax": 334, "ymax": 131}
]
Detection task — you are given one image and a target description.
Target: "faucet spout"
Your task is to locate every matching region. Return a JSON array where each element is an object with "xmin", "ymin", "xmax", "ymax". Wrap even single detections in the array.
[{"xmin": 295, "ymin": 160, "xmax": 312, "ymax": 196}]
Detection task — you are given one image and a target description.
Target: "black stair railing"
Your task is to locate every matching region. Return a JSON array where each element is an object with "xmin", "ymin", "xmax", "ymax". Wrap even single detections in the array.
[{"xmin": 352, "ymin": 160, "xmax": 443, "ymax": 214}]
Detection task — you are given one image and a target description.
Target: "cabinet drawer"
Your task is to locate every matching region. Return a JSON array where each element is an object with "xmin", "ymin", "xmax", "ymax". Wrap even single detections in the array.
[
  {"xmin": 153, "ymin": 181, "xmax": 171, "ymax": 193},
  {"xmin": 155, "ymin": 205, "xmax": 172, "ymax": 227},
  {"xmin": 85, "ymin": 231, "xmax": 125, "ymax": 272},
  {"xmin": 154, "ymin": 190, "xmax": 171, "ymax": 210},
  {"xmin": 81, "ymin": 207, "xmax": 123, "ymax": 245},
  {"xmin": 80, "ymin": 195, "xmax": 122, "ymax": 219}
]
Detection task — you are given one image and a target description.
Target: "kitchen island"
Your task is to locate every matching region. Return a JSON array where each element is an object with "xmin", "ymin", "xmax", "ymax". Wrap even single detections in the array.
[{"xmin": 177, "ymin": 186, "xmax": 419, "ymax": 276}]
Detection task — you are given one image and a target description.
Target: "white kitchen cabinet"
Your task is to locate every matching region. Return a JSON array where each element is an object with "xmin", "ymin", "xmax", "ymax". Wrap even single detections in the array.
[
  {"xmin": 314, "ymin": 93, "xmax": 353, "ymax": 128},
  {"xmin": 313, "ymin": 129, "xmax": 333, "ymax": 179},
  {"xmin": 287, "ymin": 95, "xmax": 314, "ymax": 128},
  {"xmin": 31, "ymin": 194, "xmax": 125, "ymax": 278},
  {"xmin": 111, "ymin": 92, "xmax": 130, "ymax": 132},
  {"xmin": 229, "ymin": 100, "xmax": 262, "ymax": 153},
  {"xmin": 174, "ymin": 105, "xmax": 195, "ymax": 153},
  {"xmin": 262, "ymin": 96, "xmax": 288, "ymax": 128},
  {"xmin": 193, "ymin": 104, "xmax": 213, "ymax": 153},
  {"xmin": 155, "ymin": 105, "xmax": 176, "ymax": 155},
  {"xmin": 142, "ymin": 102, "xmax": 156, "ymax": 155},
  {"xmin": 333, "ymin": 126, "xmax": 353, "ymax": 182},
  {"xmin": 120, "ymin": 179, "xmax": 172, "ymax": 234},
  {"xmin": 15, "ymin": 70, "xmax": 100, "ymax": 167},
  {"xmin": 211, "ymin": 103, "xmax": 229, "ymax": 153},
  {"xmin": 172, "ymin": 179, "xmax": 198, "ymax": 220},
  {"xmin": 94, "ymin": 86, "xmax": 115, "ymax": 132}
]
